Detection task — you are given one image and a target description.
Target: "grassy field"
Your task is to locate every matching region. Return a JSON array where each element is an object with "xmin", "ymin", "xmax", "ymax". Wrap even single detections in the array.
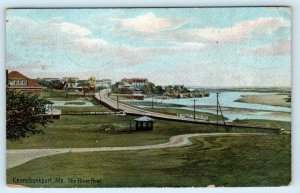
[
  {"xmin": 233, "ymin": 119, "xmax": 291, "ymax": 130},
  {"xmin": 7, "ymin": 114, "xmax": 291, "ymax": 187},
  {"xmin": 42, "ymin": 88, "xmax": 94, "ymax": 101},
  {"xmin": 233, "ymin": 119, "xmax": 291, "ymax": 134},
  {"xmin": 7, "ymin": 134, "xmax": 291, "ymax": 187},
  {"xmin": 57, "ymin": 105, "xmax": 111, "ymax": 112},
  {"xmin": 7, "ymin": 115, "xmax": 279, "ymax": 149}
]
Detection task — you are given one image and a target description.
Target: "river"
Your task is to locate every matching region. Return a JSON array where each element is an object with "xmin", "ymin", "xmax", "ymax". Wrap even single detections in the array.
[{"xmin": 140, "ymin": 92, "xmax": 291, "ymax": 122}]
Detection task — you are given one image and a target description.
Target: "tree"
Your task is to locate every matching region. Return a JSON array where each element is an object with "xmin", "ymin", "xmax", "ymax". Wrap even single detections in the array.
[
  {"xmin": 154, "ymin": 85, "xmax": 164, "ymax": 95},
  {"xmin": 88, "ymin": 77, "xmax": 97, "ymax": 93},
  {"xmin": 96, "ymin": 86, "xmax": 107, "ymax": 92},
  {"xmin": 142, "ymin": 82, "xmax": 155, "ymax": 94},
  {"xmin": 52, "ymin": 80, "xmax": 64, "ymax": 90},
  {"xmin": 6, "ymin": 89, "xmax": 52, "ymax": 140},
  {"xmin": 77, "ymin": 80, "xmax": 89, "ymax": 87},
  {"xmin": 111, "ymin": 82, "xmax": 121, "ymax": 93}
]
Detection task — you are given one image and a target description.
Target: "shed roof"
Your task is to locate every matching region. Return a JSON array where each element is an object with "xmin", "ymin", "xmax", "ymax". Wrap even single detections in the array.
[
  {"xmin": 43, "ymin": 100, "xmax": 54, "ymax": 104},
  {"xmin": 134, "ymin": 116, "xmax": 154, "ymax": 122}
]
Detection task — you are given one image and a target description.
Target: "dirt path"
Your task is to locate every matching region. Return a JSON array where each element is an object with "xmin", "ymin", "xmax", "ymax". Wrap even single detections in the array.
[{"xmin": 7, "ymin": 133, "xmax": 266, "ymax": 169}]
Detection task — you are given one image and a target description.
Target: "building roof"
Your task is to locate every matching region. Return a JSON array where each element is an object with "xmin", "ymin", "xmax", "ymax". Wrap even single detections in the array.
[
  {"xmin": 7, "ymin": 71, "xmax": 42, "ymax": 88},
  {"xmin": 134, "ymin": 116, "xmax": 154, "ymax": 122},
  {"xmin": 131, "ymin": 78, "xmax": 148, "ymax": 83}
]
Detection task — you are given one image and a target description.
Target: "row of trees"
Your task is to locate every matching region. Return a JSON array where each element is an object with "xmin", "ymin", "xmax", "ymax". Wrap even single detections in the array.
[
  {"xmin": 35, "ymin": 79, "xmax": 65, "ymax": 90},
  {"xmin": 141, "ymin": 83, "xmax": 164, "ymax": 94}
]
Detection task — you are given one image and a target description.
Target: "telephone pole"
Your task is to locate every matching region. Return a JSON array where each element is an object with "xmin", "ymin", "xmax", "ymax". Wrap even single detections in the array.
[
  {"xmin": 216, "ymin": 92, "xmax": 226, "ymax": 132},
  {"xmin": 152, "ymin": 93, "xmax": 154, "ymax": 109},
  {"xmin": 193, "ymin": 99, "xmax": 196, "ymax": 120},
  {"xmin": 216, "ymin": 93, "xmax": 219, "ymax": 131},
  {"xmin": 117, "ymin": 95, "xmax": 119, "ymax": 111}
]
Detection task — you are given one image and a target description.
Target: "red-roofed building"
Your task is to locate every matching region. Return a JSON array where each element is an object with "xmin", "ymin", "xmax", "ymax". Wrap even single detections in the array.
[
  {"xmin": 6, "ymin": 70, "xmax": 43, "ymax": 96},
  {"xmin": 121, "ymin": 78, "xmax": 148, "ymax": 88}
]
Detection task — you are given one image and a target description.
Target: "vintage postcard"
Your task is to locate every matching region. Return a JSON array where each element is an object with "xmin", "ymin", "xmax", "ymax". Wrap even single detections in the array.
[{"xmin": 6, "ymin": 7, "xmax": 291, "ymax": 187}]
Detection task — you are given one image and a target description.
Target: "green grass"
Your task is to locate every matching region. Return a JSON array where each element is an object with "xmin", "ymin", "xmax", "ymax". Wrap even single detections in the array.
[
  {"xmin": 57, "ymin": 105, "xmax": 111, "ymax": 112},
  {"xmin": 42, "ymin": 89, "xmax": 94, "ymax": 101},
  {"xmin": 144, "ymin": 107, "xmax": 227, "ymax": 121},
  {"xmin": 233, "ymin": 119, "xmax": 291, "ymax": 131},
  {"xmin": 7, "ymin": 115, "xmax": 272, "ymax": 149},
  {"xmin": 7, "ymin": 134, "xmax": 291, "ymax": 187}
]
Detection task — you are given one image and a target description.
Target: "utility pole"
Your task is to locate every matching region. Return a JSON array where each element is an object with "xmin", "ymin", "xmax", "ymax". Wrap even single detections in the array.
[
  {"xmin": 117, "ymin": 95, "xmax": 119, "ymax": 111},
  {"xmin": 216, "ymin": 92, "xmax": 226, "ymax": 132},
  {"xmin": 216, "ymin": 93, "xmax": 219, "ymax": 131},
  {"xmin": 152, "ymin": 93, "xmax": 154, "ymax": 109},
  {"xmin": 99, "ymin": 90, "xmax": 101, "ymax": 101},
  {"xmin": 193, "ymin": 99, "xmax": 196, "ymax": 120}
]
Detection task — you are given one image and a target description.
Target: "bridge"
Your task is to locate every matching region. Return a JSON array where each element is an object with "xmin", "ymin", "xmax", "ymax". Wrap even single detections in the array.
[
  {"xmin": 93, "ymin": 89, "xmax": 281, "ymax": 132},
  {"xmin": 94, "ymin": 89, "xmax": 209, "ymax": 123}
]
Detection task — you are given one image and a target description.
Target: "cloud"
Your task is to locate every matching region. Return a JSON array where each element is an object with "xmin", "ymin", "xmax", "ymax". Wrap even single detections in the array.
[
  {"xmin": 119, "ymin": 12, "xmax": 182, "ymax": 33},
  {"xmin": 67, "ymin": 38, "xmax": 109, "ymax": 54},
  {"xmin": 7, "ymin": 16, "xmax": 210, "ymax": 71},
  {"xmin": 7, "ymin": 17, "xmax": 92, "ymax": 39},
  {"xmin": 151, "ymin": 61, "xmax": 290, "ymax": 87},
  {"xmin": 55, "ymin": 22, "xmax": 92, "ymax": 37},
  {"xmin": 241, "ymin": 40, "xmax": 291, "ymax": 56},
  {"xmin": 175, "ymin": 17, "xmax": 290, "ymax": 43},
  {"xmin": 7, "ymin": 17, "xmax": 111, "ymax": 54},
  {"xmin": 8, "ymin": 63, "xmax": 51, "ymax": 71}
]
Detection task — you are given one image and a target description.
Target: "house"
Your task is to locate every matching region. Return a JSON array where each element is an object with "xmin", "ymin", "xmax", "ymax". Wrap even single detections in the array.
[
  {"xmin": 164, "ymin": 85, "xmax": 174, "ymax": 93},
  {"xmin": 63, "ymin": 77, "xmax": 79, "ymax": 90},
  {"xmin": 131, "ymin": 78, "xmax": 148, "ymax": 88},
  {"xmin": 62, "ymin": 77, "xmax": 79, "ymax": 82},
  {"xmin": 96, "ymin": 79, "xmax": 112, "ymax": 88},
  {"xmin": 7, "ymin": 70, "xmax": 43, "ymax": 96},
  {"xmin": 120, "ymin": 78, "xmax": 148, "ymax": 89}
]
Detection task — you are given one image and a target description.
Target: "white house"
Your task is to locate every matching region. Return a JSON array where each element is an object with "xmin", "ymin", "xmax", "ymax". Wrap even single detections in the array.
[{"xmin": 96, "ymin": 79, "xmax": 112, "ymax": 88}]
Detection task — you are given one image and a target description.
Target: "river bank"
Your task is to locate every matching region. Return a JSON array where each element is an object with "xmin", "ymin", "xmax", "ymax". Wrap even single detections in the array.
[{"xmin": 234, "ymin": 94, "xmax": 291, "ymax": 107}]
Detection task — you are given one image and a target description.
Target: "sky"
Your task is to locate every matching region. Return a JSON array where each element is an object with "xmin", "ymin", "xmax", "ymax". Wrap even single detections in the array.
[{"xmin": 6, "ymin": 7, "xmax": 291, "ymax": 87}]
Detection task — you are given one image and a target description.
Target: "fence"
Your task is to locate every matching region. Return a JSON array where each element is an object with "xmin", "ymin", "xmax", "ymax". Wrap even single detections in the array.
[
  {"xmin": 177, "ymin": 113, "xmax": 208, "ymax": 121},
  {"xmin": 62, "ymin": 111, "xmax": 125, "ymax": 115}
]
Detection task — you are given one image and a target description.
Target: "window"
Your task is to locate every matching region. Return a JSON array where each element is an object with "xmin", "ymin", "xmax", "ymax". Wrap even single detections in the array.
[
  {"xmin": 20, "ymin": 79, "xmax": 27, "ymax": 85},
  {"xmin": 9, "ymin": 79, "xmax": 27, "ymax": 85},
  {"xmin": 9, "ymin": 80, "xmax": 15, "ymax": 85}
]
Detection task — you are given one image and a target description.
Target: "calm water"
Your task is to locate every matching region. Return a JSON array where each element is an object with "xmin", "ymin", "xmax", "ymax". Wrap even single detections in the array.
[
  {"xmin": 142, "ymin": 92, "xmax": 291, "ymax": 122},
  {"xmin": 51, "ymin": 100, "xmax": 95, "ymax": 107}
]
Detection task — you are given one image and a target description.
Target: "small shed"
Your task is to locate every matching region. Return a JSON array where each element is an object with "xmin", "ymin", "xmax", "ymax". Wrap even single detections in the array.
[
  {"xmin": 44, "ymin": 100, "xmax": 54, "ymax": 112},
  {"xmin": 134, "ymin": 116, "xmax": 154, "ymax": 131}
]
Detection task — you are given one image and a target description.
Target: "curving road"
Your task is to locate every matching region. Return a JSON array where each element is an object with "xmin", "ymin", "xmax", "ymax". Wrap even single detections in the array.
[{"xmin": 7, "ymin": 133, "xmax": 266, "ymax": 169}]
